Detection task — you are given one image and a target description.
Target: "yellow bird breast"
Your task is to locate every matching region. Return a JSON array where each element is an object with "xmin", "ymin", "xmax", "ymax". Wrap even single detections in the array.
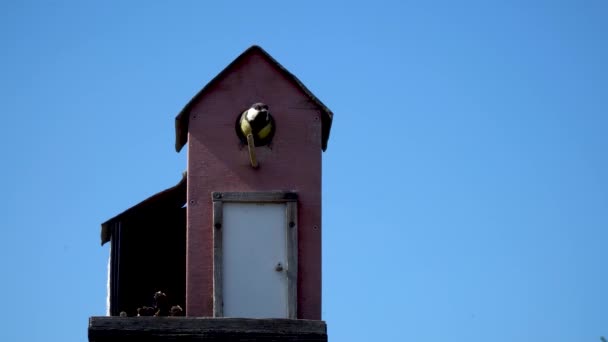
[{"xmin": 256, "ymin": 121, "xmax": 273, "ymax": 140}]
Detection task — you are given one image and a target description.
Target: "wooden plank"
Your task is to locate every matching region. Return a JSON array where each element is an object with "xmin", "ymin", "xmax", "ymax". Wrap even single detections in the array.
[
  {"xmin": 212, "ymin": 201, "xmax": 223, "ymax": 317},
  {"xmin": 212, "ymin": 192, "xmax": 297, "ymax": 203},
  {"xmin": 286, "ymin": 201, "xmax": 298, "ymax": 319},
  {"xmin": 109, "ymin": 221, "xmax": 121, "ymax": 316},
  {"xmin": 88, "ymin": 317, "xmax": 327, "ymax": 342}
]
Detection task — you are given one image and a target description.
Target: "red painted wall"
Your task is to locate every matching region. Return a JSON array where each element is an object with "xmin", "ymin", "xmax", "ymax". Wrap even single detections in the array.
[{"xmin": 186, "ymin": 50, "xmax": 322, "ymax": 319}]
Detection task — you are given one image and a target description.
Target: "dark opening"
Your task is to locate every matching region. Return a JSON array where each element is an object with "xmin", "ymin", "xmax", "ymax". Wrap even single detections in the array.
[{"xmin": 105, "ymin": 176, "xmax": 187, "ymax": 316}]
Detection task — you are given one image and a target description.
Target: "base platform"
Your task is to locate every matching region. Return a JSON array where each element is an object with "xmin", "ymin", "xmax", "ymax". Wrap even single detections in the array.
[{"xmin": 88, "ymin": 317, "xmax": 327, "ymax": 341}]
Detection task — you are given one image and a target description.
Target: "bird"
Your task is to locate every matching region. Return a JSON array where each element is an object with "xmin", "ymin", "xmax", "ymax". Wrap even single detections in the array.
[
  {"xmin": 170, "ymin": 305, "xmax": 184, "ymax": 316},
  {"xmin": 237, "ymin": 102, "xmax": 275, "ymax": 145},
  {"xmin": 137, "ymin": 306, "xmax": 155, "ymax": 316},
  {"xmin": 153, "ymin": 291, "xmax": 170, "ymax": 316},
  {"xmin": 236, "ymin": 102, "xmax": 275, "ymax": 168}
]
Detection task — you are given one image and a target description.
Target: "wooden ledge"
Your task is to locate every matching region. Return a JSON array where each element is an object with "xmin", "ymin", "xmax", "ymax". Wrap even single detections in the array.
[{"xmin": 88, "ymin": 317, "xmax": 327, "ymax": 341}]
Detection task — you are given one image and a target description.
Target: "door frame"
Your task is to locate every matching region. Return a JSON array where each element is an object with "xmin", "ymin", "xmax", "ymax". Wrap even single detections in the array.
[{"xmin": 211, "ymin": 191, "xmax": 298, "ymax": 318}]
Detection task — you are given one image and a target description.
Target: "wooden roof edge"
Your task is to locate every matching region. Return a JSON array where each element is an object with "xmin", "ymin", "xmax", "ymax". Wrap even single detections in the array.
[
  {"xmin": 174, "ymin": 45, "xmax": 333, "ymax": 153},
  {"xmin": 100, "ymin": 172, "xmax": 187, "ymax": 246}
]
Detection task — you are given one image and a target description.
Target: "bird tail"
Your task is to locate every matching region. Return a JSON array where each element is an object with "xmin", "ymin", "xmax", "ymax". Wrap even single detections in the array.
[{"xmin": 246, "ymin": 134, "xmax": 258, "ymax": 168}]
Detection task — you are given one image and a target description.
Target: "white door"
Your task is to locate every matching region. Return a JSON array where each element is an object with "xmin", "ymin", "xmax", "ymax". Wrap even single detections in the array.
[{"xmin": 221, "ymin": 202, "xmax": 288, "ymax": 318}]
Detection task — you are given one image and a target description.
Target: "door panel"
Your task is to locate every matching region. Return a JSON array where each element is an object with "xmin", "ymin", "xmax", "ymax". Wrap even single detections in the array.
[{"xmin": 222, "ymin": 202, "xmax": 288, "ymax": 318}]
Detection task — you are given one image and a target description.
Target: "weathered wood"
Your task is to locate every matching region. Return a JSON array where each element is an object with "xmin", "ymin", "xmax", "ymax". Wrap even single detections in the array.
[
  {"xmin": 88, "ymin": 317, "xmax": 327, "ymax": 342},
  {"xmin": 212, "ymin": 200, "xmax": 223, "ymax": 317},
  {"xmin": 286, "ymin": 201, "xmax": 298, "ymax": 319},
  {"xmin": 211, "ymin": 192, "xmax": 298, "ymax": 203},
  {"xmin": 109, "ymin": 221, "xmax": 121, "ymax": 316}
]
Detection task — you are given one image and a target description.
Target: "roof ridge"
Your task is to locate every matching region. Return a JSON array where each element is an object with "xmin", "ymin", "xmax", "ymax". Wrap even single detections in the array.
[{"xmin": 173, "ymin": 45, "xmax": 333, "ymax": 152}]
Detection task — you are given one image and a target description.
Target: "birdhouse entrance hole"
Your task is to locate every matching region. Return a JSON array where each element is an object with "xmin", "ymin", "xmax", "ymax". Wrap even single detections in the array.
[
  {"xmin": 212, "ymin": 191, "xmax": 297, "ymax": 319},
  {"xmin": 234, "ymin": 104, "xmax": 276, "ymax": 147}
]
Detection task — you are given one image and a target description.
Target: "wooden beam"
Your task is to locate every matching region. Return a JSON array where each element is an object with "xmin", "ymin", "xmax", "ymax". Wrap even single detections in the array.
[
  {"xmin": 212, "ymin": 192, "xmax": 298, "ymax": 203},
  {"xmin": 286, "ymin": 201, "xmax": 298, "ymax": 319},
  {"xmin": 88, "ymin": 317, "xmax": 327, "ymax": 342},
  {"xmin": 212, "ymin": 200, "xmax": 223, "ymax": 318}
]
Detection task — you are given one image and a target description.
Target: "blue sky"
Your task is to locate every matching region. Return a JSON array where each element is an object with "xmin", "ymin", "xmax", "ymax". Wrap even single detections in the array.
[{"xmin": 1, "ymin": 1, "xmax": 607, "ymax": 341}]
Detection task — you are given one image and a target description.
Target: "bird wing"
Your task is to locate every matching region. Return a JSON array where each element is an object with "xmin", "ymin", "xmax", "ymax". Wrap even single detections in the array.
[{"xmin": 239, "ymin": 113, "xmax": 253, "ymax": 136}]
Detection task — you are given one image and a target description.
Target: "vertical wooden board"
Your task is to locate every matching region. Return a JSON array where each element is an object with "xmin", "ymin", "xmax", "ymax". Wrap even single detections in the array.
[
  {"xmin": 213, "ymin": 200, "xmax": 223, "ymax": 317},
  {"xmin": 286, "ymin": 202, "xmax": 298, "ymax": 319}
]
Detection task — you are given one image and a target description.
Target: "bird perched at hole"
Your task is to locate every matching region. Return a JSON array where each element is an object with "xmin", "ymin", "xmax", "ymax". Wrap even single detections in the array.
[
  {"xmin": 236, "ymin": 102, "xmax": 275, "ymax": 168},
  {"xmin": 237, "ymin": 102, "xmax": 275, "ymax": 146}
]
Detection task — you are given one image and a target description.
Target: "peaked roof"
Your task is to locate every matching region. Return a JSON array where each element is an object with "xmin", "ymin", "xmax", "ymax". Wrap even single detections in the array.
[
  {"xmin": 174, "ymin": 45, "xmax": 333, "ymax": 152},
  {"xmin": 100, "ymin": 173, "xmax": 187, "ymax": 245}
]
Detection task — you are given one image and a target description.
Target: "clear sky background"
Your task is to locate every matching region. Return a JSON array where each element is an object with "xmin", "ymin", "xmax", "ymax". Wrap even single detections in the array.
[{"xmin": 1, "ymin": 1, "xmax": 606, "ymax": 341}]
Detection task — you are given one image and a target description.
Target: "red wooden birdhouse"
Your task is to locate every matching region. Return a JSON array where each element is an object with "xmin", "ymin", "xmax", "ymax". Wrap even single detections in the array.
[
  {"xmin": 177, "ymin": 45, "xmax": 332, "ymax": 319},
  {"xmin": 98, "ymin": 46, "xmax": 332, "ymax": 325}
]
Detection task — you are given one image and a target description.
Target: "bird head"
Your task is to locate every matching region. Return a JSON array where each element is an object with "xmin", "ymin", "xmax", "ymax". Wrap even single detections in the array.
[
  {"xmin": 245, "ymin": 102, "xmax": 269, "ymax": 122},
  {"xmin": 154, "ymin": 291, "xmax": 168, "ymax": 304}
]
